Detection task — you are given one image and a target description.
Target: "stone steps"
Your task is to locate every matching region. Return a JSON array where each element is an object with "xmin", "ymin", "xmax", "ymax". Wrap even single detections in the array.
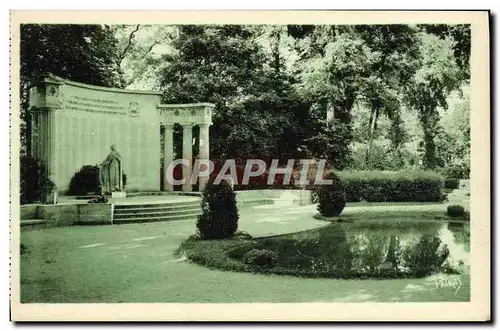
[
  {"xmin": 113, "ymin": 200, "xmax": 200, "ymax": 209},
  {"xmin": 114, "ymin": 208, "xmax": 201, "ymax": 220},
  {"xmin": 113, "ymin": 212, "xmax": 201, "ymax": 224},
  {"xmin": 113, "ymin": 204, "xmax": 200, "ymax": 212},
  {"xmin": 112, "ymin": 201, "xmax": 201, "ymax": 224}
]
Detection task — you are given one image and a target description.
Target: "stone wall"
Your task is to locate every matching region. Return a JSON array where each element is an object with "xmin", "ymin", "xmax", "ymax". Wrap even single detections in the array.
[
  {"xmin": 37, "ymin": 204, "xmax": 79, "ymax": 227},
  {"xmin": 22, "ymin": 203, "xmax": 113, "ymax": 227},
  {"xmin": 20, "ymin": 205, "xmax": 38, "ymax": 219},
  {"xmin": 75, "ymin": 204, "xmax": 113, "ymax": 225}
]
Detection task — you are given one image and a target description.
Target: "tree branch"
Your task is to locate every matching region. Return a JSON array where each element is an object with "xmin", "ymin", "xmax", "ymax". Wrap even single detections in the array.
[
  {"xmin": 118, "ymin": 24, "xmax": 141, "ymax": 65},
  {"xmin": 145, "ymin": 40, "xmax": 161, "ymax": 54}
]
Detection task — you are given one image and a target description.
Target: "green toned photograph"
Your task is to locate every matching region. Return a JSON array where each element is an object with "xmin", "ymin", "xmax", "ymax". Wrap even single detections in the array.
[{"xmin": 10, "ymin": 10, "xmax": 491, "ymax": 322}]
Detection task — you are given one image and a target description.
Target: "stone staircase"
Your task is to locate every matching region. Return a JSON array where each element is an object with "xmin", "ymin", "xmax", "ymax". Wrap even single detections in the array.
[{"xmin": 112, "ymin": 200, "xmax": 202, "ymax": 224}]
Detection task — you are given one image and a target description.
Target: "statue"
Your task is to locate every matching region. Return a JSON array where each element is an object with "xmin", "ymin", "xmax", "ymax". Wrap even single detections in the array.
[{"xmin": 99, "ymin": 145, "xmax": 123, "ymax": 194}]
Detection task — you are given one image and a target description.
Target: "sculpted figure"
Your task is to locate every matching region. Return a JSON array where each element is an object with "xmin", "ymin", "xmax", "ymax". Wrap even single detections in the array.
[{"xmin": 99, "ymin": 145, "xmax": 123, "ymax": 194}]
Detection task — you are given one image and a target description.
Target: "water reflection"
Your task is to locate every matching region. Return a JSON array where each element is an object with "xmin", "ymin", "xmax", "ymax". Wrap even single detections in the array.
[{"xmin": 248, "ymin": 221, "xmax": 470, "ymax": 278}]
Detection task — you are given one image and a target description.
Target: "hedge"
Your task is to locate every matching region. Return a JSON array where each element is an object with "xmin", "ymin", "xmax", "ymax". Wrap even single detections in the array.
[
  {"xmin": 337, "ymin": 170, "xmax": 444, "ymax": 202},
  {"xmin": 444, "ymin": 178, "xmax": 460, "ymax": 190},
  {"xmin": 20, "ymin": 155, "xmax": 44, "ymax": 204}
]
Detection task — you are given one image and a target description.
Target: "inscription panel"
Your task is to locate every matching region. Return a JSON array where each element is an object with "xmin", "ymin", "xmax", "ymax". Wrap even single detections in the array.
[{"xmin": 64, "ymin": 95, "xmax": 128, "ymax": 115}]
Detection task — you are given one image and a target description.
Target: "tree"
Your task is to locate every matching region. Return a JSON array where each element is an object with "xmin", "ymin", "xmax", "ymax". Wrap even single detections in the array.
[
  {"xmin": 112, "ymin": 24, "xmax": 176, "ymax": 89},
  {"xmin": 435, "ymin": 85, "xmax": 470, "ymax": 175},
  {"xmin": 420, "ymin": 24, "xmax": 471, "ymax": 82},
  {"xmin": 158, "ymin": 25, "xmax": 308, "ymax": 162},
  {"xmin": 158, "ymin": 25, "xmax": 265, "ymax": 159},
  {"xmin": 404, "ymin": 33, "xmax": 460, "ymax": 169},
  {"xmin": 20, "ymin": 24, "xmax": 121, "ymax": 153},
  {"xmin": 294, "ymin": 27, "xmax": 373, "ymax": 169},
  {"xmin": 354, "ymin": 25, "xmax": 420, "ymax": 167}
]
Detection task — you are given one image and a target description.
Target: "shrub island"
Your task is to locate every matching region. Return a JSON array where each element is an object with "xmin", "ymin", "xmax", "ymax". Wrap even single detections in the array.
[{"xmin": 179, "ymin": 220, "xmax": 469, "ymax": 280}]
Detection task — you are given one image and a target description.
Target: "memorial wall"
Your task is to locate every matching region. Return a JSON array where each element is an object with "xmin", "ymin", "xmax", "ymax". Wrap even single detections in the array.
[{"xmin": 30, "ymin": 75, "xmax": 163, "ymax": 192}]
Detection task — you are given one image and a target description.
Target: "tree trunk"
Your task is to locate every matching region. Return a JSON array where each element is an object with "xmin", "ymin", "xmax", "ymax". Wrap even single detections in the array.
[
  {"xmin": 272, "ymin": 29, "xmax": 281, "ymax": 73},
  {"xmin": 420, "ymin": 107, "xmax": 438, "ymax": 170},
  {"xmin": 365, "ymin": 105, "xmax": 380, "ymax": 168}
]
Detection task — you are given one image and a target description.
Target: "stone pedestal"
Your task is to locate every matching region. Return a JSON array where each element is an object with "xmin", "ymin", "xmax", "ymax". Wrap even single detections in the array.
[{"xmin": 111, "ymin": 191, "xmax": 127, "ymax": 199}]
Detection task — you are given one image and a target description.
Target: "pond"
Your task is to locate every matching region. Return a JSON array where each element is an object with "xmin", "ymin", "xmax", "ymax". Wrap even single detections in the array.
[{"xmin": 227, "ymin": 220, "xmax": 470, "ymax": 279}]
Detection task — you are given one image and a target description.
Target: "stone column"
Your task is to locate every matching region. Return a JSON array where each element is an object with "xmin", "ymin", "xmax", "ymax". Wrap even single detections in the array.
[
  {"xmin": 163, "ymin": 124, "xmax": 174, "ymax": 191},
  {"xmin": 37, "ymin": 110, "xmax": 56, "ymax": 181},
  {"xmin": 182, "ymin": 124, "xmax": 193, "ymax": 192},
  {"xmin": 28, "ymin": 80, "xmax": 62, "ymax": 188},
  {"xmin": 47, "ymin": 111, "xmax": 57, "ymax": 182},
  {"xmin": 198, "ymin": 123, "xmax": 211, "ymax": 191}
]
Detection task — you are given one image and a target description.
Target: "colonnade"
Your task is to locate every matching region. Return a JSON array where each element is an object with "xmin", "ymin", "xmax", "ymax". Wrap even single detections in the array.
[{"xmin": 158, "ymin": 103, "xmax": 214, "ymax": 192}]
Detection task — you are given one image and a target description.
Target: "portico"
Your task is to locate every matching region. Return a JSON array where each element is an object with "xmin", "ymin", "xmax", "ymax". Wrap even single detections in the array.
[{"xmin": 157, "ymin": 103, "xmax": 214, "ymax": 192}]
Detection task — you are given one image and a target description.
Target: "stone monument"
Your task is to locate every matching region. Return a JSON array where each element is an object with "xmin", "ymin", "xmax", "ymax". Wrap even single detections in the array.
[
  {"xmin": 99, "ymin": 144, "xmax": 124, "ymax": 197},
  {"xmin": 29, "ymin": 73, "xmax": 214, "ymax": 193}
]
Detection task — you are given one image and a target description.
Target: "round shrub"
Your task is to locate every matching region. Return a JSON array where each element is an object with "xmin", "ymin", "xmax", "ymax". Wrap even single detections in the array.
[
  {"xmin": 197, "ymin": 177, "xmax": 239, "ymax": 239},
  {"xmin": 67, "ymin": 165, "xmax": 101, "ymax": 195},
  {"xmin": 243, "ymin": 249, "xmax": 278, "ymax": 268},
  {"xmin": 315, "ymin": 171, "xmax": 347, "ymax": 217},
  {"xmin": 447, "ymin": 205, "xmax": 465, "ymax": 217},
  {"xmin": 444, "ymin": 178, "xmax": 460, "ymax": 190},
  {"xmin": 68, "ymin": 165, "xmax": 127, "ymax": 195}
]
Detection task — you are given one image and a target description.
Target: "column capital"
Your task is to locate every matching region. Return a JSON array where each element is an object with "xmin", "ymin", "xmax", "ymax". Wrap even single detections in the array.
[
  {"xmin": 162, "ymin": 123, "xmax": 175, "ymax": 129},
  {"xmin": 180, "ymin": 123, "xmax": 195, "ymax": 129}
]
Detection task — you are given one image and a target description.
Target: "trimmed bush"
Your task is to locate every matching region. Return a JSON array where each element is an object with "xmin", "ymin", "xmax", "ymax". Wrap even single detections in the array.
[
  {"xmin": 315, "ymin": 172, "xmax": 347, "ymax": 217},
  {"xmin": 67, "ymin": 165, "xmax": 101, "ymax": 195},
  {"xmin": 446, "ymin": 165, "xmax": 469, "ymax": 180},
  {"xmin": 243, "ymin": 249, "xmax": 278, "ymax": 268},
  {"xmin": 444, "ymin": 178, "xmax": 460, "ymax": 190},
  {"xmin": 68, "ymin": 165, "xmax": 127, "ymax": 195},
  {"xmin": 197, "ymin": 177, "xmax": 239, "ymax": 239},
  {"xmin": 20, "ymin": 155, "xmax": 44, "ymax": 204},
  {"xmin": 339, "ymin": 170, "xmax": 443, "ymax": 202},
  {"xmin": 447, "ymin": 205, "xmax": 465, "ymax": 217}
]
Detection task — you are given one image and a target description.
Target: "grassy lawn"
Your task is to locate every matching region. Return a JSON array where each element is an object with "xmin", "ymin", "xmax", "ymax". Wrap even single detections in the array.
[{"xmin": 20, "ymin": 202, "xmax": 469, "ymax": 303}]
